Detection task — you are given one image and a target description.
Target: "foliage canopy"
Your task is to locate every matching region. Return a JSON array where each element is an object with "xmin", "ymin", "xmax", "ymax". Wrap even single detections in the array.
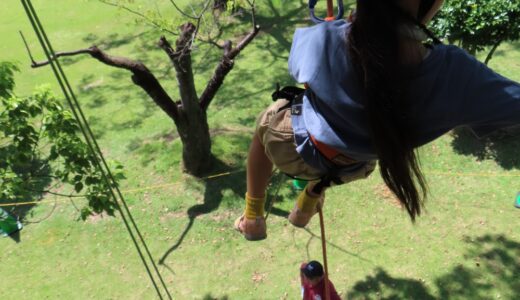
[
  {"xmin": 0, "ymin": 62, "xmax": 122, "ymax": 220},
  {"xmin": 431, "ymin": 0, "xmax": 520, "ymax": 63}
]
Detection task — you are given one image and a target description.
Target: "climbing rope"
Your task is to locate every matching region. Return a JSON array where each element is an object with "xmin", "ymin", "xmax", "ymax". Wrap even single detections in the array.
[
  {"xmin": 20, "ymin": 1, "xmax": 171, "ymax": 298},
  {"xmin": 317, "ymin": 205, "xmax": 331, "ymax": 300}
]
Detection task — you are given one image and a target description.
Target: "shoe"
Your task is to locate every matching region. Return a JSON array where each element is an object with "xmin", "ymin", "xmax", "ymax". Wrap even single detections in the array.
[
  {"xmin": 234, "ymin": 215, "xmax": 267, "ymax": 241},
  {"xmin": 288, "ymin": 194, "xmax": 324, "ymax": 228}
]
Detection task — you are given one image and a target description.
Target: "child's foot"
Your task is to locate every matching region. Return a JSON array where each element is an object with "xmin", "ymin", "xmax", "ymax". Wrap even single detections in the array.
[
  {"xmin": 234, "ymin": 215, "xmax": 267, "ymax": 241},
  {"xmin": 288, "ymin": 193, "xmax": 324, "ymax": 228}
]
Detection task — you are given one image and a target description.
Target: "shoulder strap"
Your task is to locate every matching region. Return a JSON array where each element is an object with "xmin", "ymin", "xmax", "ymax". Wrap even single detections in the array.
[{"xmin": 271, "ymin": 84, "xmax": 305, "ymax": 102}]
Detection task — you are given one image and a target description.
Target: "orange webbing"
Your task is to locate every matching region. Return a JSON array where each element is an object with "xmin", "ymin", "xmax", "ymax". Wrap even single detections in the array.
[{"xmin": 309, "ymin": 134, "xmax": 340, "ymax": 161}]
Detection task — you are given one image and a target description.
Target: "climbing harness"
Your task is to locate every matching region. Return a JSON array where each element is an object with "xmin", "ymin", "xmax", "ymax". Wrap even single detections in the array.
[
  {"xmin": 271, "ymin": 84, "xmax": 354, "ymax": 194},
  {"xmin": 309, "ymin": 0, "xmax": 344, "ymax": 24},
  {"xmin": 272, "ymin": 85, "xmax": 346, "ymax": 300},
  {"xmin": 275, "ymin": 4, "xmax": 348, "ymax": 296}
]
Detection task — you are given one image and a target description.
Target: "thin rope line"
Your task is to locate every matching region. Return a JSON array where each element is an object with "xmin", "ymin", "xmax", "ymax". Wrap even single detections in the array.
[
  {"xmin": 318, "ymin": 206, "xmax": 331, "ymax": 300},
  {"xmin": 3, "ymin": 167, "xmax": 519, "ymax": 208},
  {"xmin": 20, "ymin": 3, "xmax": 166, "ymax": 297},
  {"xmin": 25, "ymin": 4, "xmax": 172, "ymax": 296},
  {"xmin": 0, "ymin": 169, "xmax": 243, "ymax": 208},
  {"xmin": 21, "ymin": 1, "xmax": 170, "ymax": 298},
  {"xmin": 426, "ymin": 171, "xmax": 520, "ymax": 177}
]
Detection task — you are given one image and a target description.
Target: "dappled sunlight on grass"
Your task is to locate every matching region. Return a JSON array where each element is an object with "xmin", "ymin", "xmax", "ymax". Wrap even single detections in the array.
[{"xmin": 1, "ymin": 0, "xmax": 519, "ymax": 298}]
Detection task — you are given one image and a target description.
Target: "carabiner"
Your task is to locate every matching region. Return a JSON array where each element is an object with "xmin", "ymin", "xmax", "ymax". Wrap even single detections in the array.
[{"xmin": 309, "ymin": 0, "xmax": 344, "ymax": 24}]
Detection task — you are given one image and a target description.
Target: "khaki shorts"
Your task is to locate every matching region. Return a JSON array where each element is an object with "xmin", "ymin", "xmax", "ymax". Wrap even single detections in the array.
[{"xmin": 256, "ymin": 99, "xmax": 376, "ymax": 183}]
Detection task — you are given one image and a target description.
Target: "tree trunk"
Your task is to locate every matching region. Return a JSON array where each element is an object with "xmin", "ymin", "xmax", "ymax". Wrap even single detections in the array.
[
  {"xmin": 166, "ymin": 23, "xmax": 212, "ymax": 176},
  {"xmin": 484, "ymin": 40, "xmax": 502, "ymax": 65},
  {"xmin": 175, "ymin": 110, "xmax": 212, "ymax": 176},
  {"xmin": 28, "ymin": 20, "xmax": 260, "ymax": 178}
]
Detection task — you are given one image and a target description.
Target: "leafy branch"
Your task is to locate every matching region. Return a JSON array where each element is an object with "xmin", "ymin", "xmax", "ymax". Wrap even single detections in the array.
[{"xmin": 0, "ymin": 63, "xmax": 124, "ymax": 220}]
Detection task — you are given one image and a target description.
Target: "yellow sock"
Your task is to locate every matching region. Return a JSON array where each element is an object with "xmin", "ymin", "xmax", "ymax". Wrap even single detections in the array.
[
  {"xmin": 245, "ymin": 193, "xmax": 265, "ymax": 219},
  {"xmin": 296, "ymin": 187, "xmax": 320, "ymax": 213}
]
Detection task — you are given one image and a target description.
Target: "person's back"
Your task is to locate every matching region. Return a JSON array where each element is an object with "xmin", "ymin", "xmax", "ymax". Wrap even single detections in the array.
[
  {"xmin": 235, "ymin": 0, "xmax": 520, "ymax": 242},
  {"xmin": 289, "ymin": 20, "xmax": 520, "ymax": 163}
]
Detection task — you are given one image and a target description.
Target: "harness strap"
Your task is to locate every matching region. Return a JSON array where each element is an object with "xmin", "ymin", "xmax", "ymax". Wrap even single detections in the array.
[
  {"xmin": 309, "ymin": 135, "xmax": 357, "ymax": 166},
  {"xmin": 271, "ymin": 84, "xmax": 351, "ymax": 190},
  {"xmin": 271, "ymin": 84, "xmax": 305, "ymax": 102}
]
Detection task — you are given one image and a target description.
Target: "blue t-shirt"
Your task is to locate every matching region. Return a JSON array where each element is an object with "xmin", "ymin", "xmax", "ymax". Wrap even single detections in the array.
[{"xmin": 289, "ymin": 20, "xmax": 520, "ymax": 172}]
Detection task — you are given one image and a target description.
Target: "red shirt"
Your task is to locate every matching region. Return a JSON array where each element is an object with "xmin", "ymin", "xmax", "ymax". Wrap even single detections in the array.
[{"xmin": 301, "ymin": 276, "xmax": 341, "ymax": 300}]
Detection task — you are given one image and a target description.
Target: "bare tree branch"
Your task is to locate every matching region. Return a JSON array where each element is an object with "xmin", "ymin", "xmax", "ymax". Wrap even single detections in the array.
[
  {"xmin": 199, "ymin": 24, "xmax": 260, "ymax": 111},
  {"xmin": 198, "ymin": 0, "xmax": 260, "ymax": 110},
  {"xmin": 160, "ymin": 24, "xmax": 199, "ymax": 112},
  {"xmin": 31, "ymin": 45, "xmax": 179, "ymax": 121},
  {"xmin": 99, "ymin": 0, "xmax": 178, "ymax": 36},
  {"xmin": 168, "ymin": 0, "xmax": 199, "ymax": 20},
  {"xmin": 246, "ymin": 0, "xmax": 257, "ymax": 27},
  {"xmin": 30, "ymin": 49, "xmax": 95, "ymax": 68}
]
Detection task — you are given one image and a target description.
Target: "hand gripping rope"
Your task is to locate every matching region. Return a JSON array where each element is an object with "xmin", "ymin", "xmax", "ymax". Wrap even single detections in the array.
[{"xmin": 309, "ymin": 0, "xmax": 344, "ymax": 23}]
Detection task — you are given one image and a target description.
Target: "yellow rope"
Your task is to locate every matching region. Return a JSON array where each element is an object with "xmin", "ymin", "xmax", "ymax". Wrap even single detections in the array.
[
  {"xmin": 426, "ymin": 170, "xmax": 520, "ymax": 177},
  {"xmin": 0, "ymin": 169, "xmax": 243, "ymax": 208},
  {"xmin": 2, "ymin": 169, "xmax": 518, "ymax": 208}
]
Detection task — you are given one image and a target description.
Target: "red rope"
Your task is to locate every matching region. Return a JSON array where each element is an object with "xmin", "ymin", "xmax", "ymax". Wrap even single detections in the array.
[
  {"xmin": 317, "ymin": 205, "xmax": 330, "ymax": 300},
  {"xmin": 326, "ymin": 0, "xmax": 334, "ymax": 18}
]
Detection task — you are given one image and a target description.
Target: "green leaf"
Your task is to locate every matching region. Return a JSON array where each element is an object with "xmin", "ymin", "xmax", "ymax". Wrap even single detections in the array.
[{"xmin": 74, "ymin": 181, "xmax": 84, "ymax": 193}]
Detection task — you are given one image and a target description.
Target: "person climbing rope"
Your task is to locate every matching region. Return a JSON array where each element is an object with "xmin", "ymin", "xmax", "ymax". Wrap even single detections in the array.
[
  {"xmin": 234, "ymin": 0, "xmax": 520, "ymax": 241},
  {"xmin": 300, "ymin": 261, "xmax": 341, "ymax": 300}
]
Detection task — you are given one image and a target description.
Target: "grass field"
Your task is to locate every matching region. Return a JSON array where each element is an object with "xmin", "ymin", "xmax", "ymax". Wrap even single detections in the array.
[{"xmin": 1, "ymin": 0, "xmax": 519, "ymax": 299}]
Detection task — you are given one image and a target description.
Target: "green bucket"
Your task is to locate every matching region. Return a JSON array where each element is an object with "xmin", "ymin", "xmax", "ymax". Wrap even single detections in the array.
[
  {"xmin": 0, "ymin": 208, "xmax": 22, "ymax": 237},
  {"xmin": 515, "ymin": 192, "xmax": 520, "ymax": 209}
]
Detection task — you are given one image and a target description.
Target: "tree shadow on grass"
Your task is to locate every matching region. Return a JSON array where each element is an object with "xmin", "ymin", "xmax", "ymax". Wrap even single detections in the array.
[
  {"xmin": 202, "ymin": 294, "xmax": 229, "ymax": 300},
  {"xmin": 158, "ymin": 156, "xmax": 246, "ymax": 265},
  {"xmin": 158, "ymin": 160, "xmax": 290, "ymax": 266},
  {"xmin": 302, "ymin": 227, "xmax": 375, "ymax": 264},
  {"xmin": 346, "ymin": 234, "xmax": 520, "ymax": 299},
  {"xmin": 347, "ymin": 268, "xmax": 436, "ymax": 300},
  {"xmin": 451, "ymin": 126, "xmax": 520, "ymax": 170}
]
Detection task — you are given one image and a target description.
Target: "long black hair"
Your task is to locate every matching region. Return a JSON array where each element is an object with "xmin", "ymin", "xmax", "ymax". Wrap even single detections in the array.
[{"xmin": 348, "ymin": 0, "xmax": 440, "ymax": 221}]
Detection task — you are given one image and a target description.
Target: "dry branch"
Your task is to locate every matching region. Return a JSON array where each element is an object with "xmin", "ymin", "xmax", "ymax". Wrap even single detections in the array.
[
  {"xmin": 160, "ymin": 23, "xmax": 199, "ymax": 113},
  {"xmin": 199, "ymin": 24, "xmax": 260, "ymax": 111},
  {"xmin": 29, "ymin": 49, "xmax": 92, "ymax": 68},
  {"xmin": 31, "ymin": 45, "xmax": 179, "ymax": 121}
]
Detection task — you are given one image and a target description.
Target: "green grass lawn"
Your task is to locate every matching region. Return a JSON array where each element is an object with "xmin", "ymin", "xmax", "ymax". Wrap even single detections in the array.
[{"xmin": 1, "ymin": 0, "xmax": 519, "ymax": 299}]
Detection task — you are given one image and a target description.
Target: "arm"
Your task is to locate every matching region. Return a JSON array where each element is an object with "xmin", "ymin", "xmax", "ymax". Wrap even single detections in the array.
[{"xmin": 459, "ymin": 52, "xmax": 520, "ymax": 137}]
